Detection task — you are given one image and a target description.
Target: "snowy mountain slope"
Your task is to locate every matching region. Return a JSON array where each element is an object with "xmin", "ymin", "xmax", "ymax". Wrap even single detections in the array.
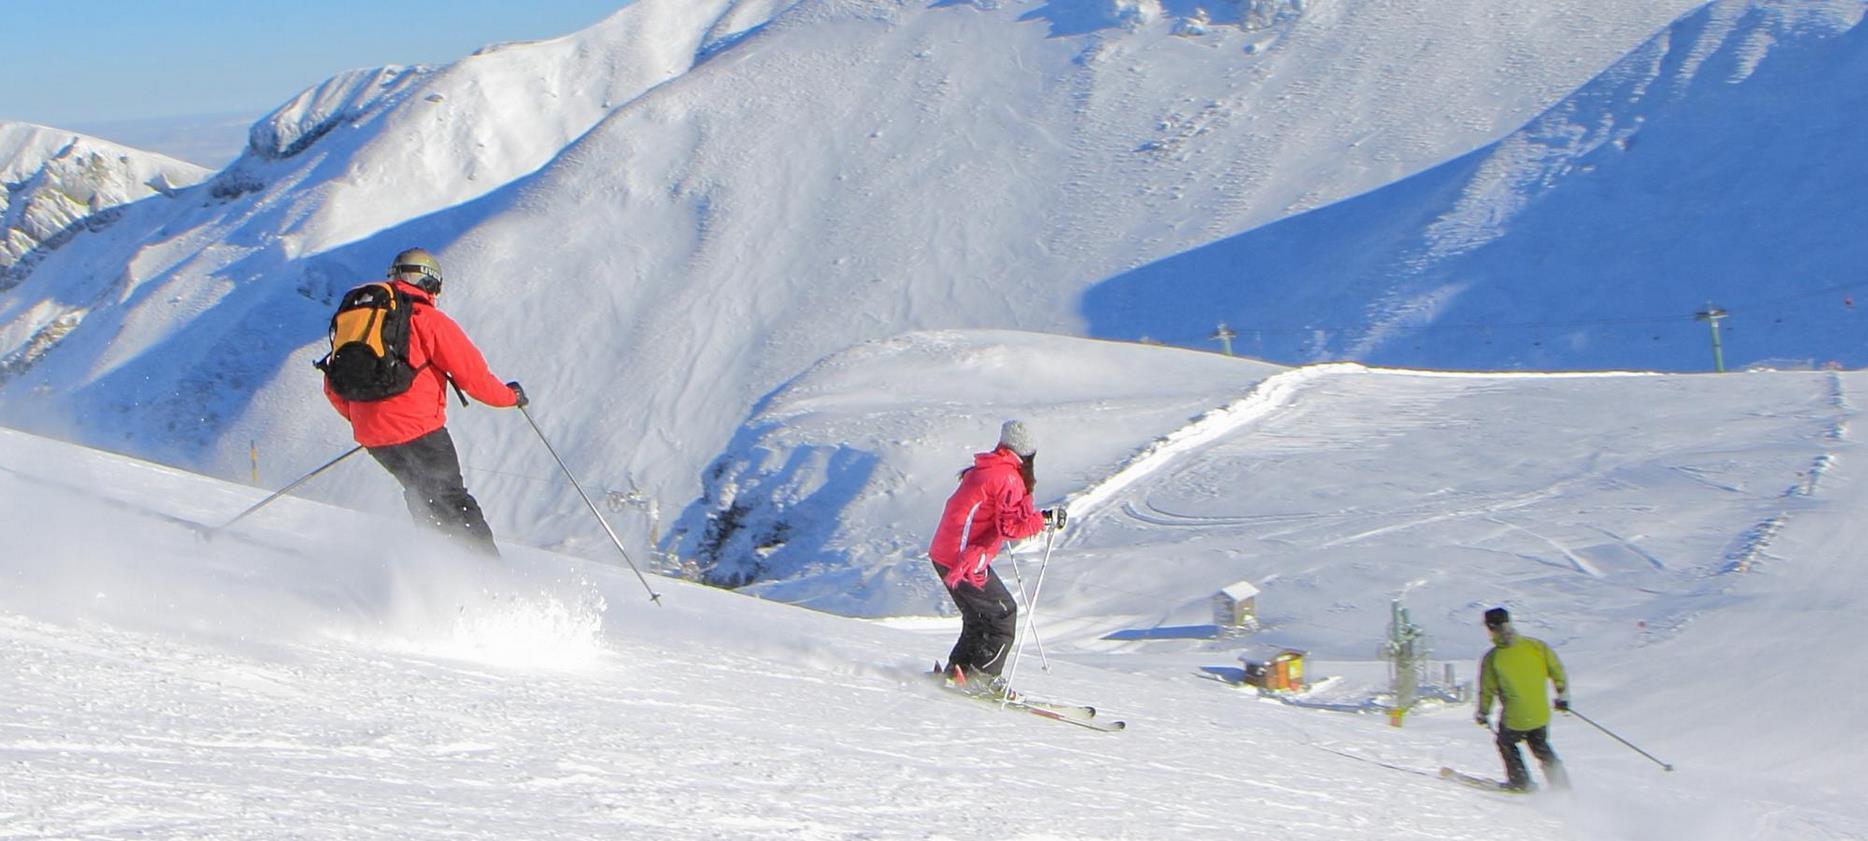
[
  {"xmin": 0, "ymin": 122, "xmax": 207, "ymax": 290},
  {"xmin": 5, "ymin": 359, "xmax": 1866, "ymax": 839},
  {"xmin": 0, "ymin": 0, "xmax": 792, "ymax": 470},
  {"xmin": 335, "ymin": 0, "xmax": 1711, "ymax": 546},
  {"xmin": 0, "ymin": 0, "xmax": 1705, "ymax": 558},
  {"xmin": 226, "ymin": 0, "xmax": 789, "ymax": 251},
  {"xmin": 676, "ymin": 328, "xmax": 1850, "ymax": 647},
  {"xmin": 670, "ymin": 330, "xmax": 1285, "ymax": 610},
  {"xmin": 1087, "ymin": 0, "xmax": 1868, "ymax": 372}
]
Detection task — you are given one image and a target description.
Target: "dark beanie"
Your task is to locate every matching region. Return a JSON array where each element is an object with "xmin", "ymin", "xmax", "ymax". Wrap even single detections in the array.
[{"xmin": 1484, "ymin": 607, "xmax": 1510, "ymax": 627}]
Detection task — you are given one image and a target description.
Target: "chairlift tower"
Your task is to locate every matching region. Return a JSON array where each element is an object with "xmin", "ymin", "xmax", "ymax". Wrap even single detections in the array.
[
  {"xmin": 1211, "ymin": 322, "xmax": 1237, "ymax": 356},
  {"xmin": 1694, "ymin": 305, "xmax": 1729, "ymax": 373},
  {"xmin": 606, "ymin": 479, "xmax": 668, "ymax": 573},
  {"xmin": 1381, "ymin": 597, "xmax": 1431, "ymax": 724}
]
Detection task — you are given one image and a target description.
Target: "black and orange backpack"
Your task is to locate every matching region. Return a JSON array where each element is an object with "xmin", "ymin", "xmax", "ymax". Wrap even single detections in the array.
[{"xmin": 315, "ymin": 282, "xmax": 419, "ymax": 401}]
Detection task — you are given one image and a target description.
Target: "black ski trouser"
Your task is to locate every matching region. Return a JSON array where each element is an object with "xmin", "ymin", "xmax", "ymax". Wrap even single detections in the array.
[
  {"xmin": 368, "ymin": 427, "xmax": 499, "ymax": 556},
  {"xmin": 934, "ymin": 562, "xmax": 1017, "ymax": 678},
  {"xmin": 1497, "ymin": 725, "xmax": 1568, "ymax": 789}
]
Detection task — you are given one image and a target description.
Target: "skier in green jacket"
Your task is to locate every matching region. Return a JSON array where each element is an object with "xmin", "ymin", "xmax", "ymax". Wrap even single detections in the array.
[{"xmin": 1474, "ymin": 607, "xmax": 1571, "ymax": 791}]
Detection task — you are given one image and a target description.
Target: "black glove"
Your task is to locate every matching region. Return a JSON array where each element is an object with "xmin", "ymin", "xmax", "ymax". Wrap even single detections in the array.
[
  {"xmin": 1474, "ymin": 713, "xmax": 1490, "ymax": 728},
  {"xmin": 1554, "ymin": 697, "xmax": 1570, "ymax": 712},
  {"xmin": 1042, "ymin": 508, "xmax": 1068, "ymax": 531},
  {"xmin": 507, "ymin": 381, "xmax": 528, "ymax": 408}
]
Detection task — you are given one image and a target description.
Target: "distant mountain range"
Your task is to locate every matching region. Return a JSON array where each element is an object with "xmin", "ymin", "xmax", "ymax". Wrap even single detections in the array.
[{"xmin": 1, "ymin": 122, "xmax": 207, "ymax": 290}]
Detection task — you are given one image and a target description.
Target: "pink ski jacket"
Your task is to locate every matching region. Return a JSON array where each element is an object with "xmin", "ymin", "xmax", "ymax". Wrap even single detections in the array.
[{"xmin": 928, "ymin": 447, "xmax": 1046, "ymax": 590}]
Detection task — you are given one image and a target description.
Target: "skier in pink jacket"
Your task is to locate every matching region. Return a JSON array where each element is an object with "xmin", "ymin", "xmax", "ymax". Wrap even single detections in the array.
[{"xmin": 928, "ymin": 420, "xmax": 1065, "ymax": 692}]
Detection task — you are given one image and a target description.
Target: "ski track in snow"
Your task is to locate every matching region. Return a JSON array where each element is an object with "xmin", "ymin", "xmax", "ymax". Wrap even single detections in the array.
[{"xmin": 1060, "ymin": 363, "xmax": 1357, "ymax": 531}]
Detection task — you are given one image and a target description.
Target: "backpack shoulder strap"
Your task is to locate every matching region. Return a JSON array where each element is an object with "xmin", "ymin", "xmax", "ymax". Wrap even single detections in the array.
[{"xmin": 387, "ymin": 288, "xmax": 467, "ymax": 406}]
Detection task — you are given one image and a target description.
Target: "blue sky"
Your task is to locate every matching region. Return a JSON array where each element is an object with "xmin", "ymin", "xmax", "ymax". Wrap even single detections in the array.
[{"xmin": 0, "ymin": 1, "xmax": 630, "ymax": 128}]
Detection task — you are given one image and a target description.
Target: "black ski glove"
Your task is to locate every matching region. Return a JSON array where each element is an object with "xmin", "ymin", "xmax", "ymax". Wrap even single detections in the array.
[
  {"xmin": 507, "ymin": 381, "xmax": 528, "ymax": 408},
  {"xmin": 1554, "ymin": 698, "xmax": 1570, "ymax": 712},
  {"xmin": 1474, "ymin": 713, "xmax": 1490, "ymax": 728},
  {"xmin": 1042, "ymin": 508, "xmax": 1068, "ymax": 531}
]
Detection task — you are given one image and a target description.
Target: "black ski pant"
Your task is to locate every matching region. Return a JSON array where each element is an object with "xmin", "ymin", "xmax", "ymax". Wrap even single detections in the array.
[
  {"xmin": 1497, "ymin": 725, "xmax": 1568, "ymax": 790},
  {"xmin": 368, "ymin": 427, "xmax": 499, "ymax": 556},
  {"xmin": 934, "ymin": 562, "xmax": 1017, "ymax": 678}
]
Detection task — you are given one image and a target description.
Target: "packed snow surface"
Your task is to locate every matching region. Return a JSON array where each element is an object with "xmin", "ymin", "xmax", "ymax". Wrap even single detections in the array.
[{"xmin": 3, "ymin": 345, "xmax": 1865, "ymax": 838}]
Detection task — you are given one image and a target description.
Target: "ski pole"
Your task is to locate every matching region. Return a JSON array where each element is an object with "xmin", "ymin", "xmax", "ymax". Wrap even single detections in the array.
[
  {"xmin": 1566, "ymin": 707, "xmax": 1674, "ymax": 771},
  {"xmin": 1001, "ymin": 525, "xmax": 1059, "ymax": 699},
  {"xmin": 520, "ymin": 406, "xmax": 663, "ymax": 605},
  {"xmin": 1005, "ymin": 547, "xmax": 1052, "ymax": 671},
  {"xmin": 201, "ymin": 445, "xmax": 364, "ymax": 538}
]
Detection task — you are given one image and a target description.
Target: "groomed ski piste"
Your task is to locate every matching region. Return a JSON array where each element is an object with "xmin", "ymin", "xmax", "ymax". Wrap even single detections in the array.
[{"xmin": 5, "ymin": 336, "xmax": 1865, "ymax": 840}]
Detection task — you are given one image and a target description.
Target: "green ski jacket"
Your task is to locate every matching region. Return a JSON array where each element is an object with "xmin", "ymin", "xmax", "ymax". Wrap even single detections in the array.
[{"xmin": 1477, "ymin": 631, "xmax": 1568, "ymax": 731}]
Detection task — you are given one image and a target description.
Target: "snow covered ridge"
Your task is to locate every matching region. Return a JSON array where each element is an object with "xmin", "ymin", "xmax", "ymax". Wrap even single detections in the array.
[
  {"xmin": 0, "ymin": 122, "xmax": 207, "ymax": 289},
  {"xmin": 217, "ymin": 1, "xmax": 785, "ymax": 217},
  {"xmin": 241, "ymin": 0, "xmax": 792, "ymax": 164},
  {"xmin": 248, "ymin": 66, "xmax": 431, "ymax": 160},
  {"xmin": 968, "ymin": 0, "xmax": 1305, "ymax": 35},
  {"xmin": 0, "ymin": 0, "xmax": 794, "ymax": 458}
]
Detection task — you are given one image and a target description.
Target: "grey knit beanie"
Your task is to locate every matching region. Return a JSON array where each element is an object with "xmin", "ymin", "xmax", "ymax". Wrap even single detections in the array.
[{"xmin": 998, "ymin": 420, "xmax": 1037, "ymax": 457}]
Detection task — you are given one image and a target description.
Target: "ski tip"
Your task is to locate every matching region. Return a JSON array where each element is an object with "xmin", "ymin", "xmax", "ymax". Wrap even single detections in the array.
[{"xmin": 1440, "ymin": 768, "xmax": 1524, "ymax": 793}]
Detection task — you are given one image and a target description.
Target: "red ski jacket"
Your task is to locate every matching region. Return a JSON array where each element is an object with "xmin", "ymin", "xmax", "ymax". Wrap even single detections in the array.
[
  {"xmin": 928, "ymin": 447, "xmax": 1046, "ymax": 590},
  {"xmin": 323, "ymin": 281, "xmax": 519, "ymax": 448}
]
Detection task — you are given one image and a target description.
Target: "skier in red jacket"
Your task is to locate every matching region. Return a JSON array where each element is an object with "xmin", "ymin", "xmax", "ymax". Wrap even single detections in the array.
[
  {"xmin": 928, "ymin": 420, "xmax": 1064, "ymax": 693},
  {"xmin": 323, "ymin": 248, "xmax": 525, "ymax": 556}
]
